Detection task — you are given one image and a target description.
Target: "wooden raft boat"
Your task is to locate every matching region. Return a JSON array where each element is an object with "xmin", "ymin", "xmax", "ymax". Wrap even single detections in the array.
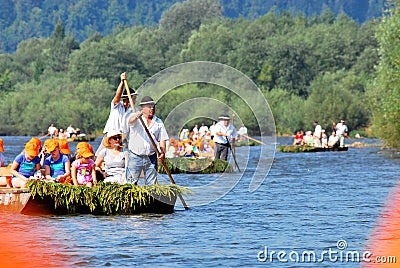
[
  {"xmin": 158, "ymin": 158, "xmax": 234, "ymax": 174},
  {"xmin": 277, "ymin": 145, "xmax": 349, "ymax": 153},
  {"xmin": 0, "ymin": 181, "xmax": 181, "ymax": 216}
]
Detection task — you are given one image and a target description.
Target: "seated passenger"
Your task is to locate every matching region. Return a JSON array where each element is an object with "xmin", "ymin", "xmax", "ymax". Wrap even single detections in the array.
[
  {"xmin": 95, "ymin": 130, "xmax": 126, "ymax": 184},
  {"xmin": 44, "ymin": 139, "xmax": 71, "ymax": 184},
  {"xmin": 328, "ymin": 131, "xmax": 340, "ymax": 148},
  {"xmin": 71, "ymin": 146, "xmax": 97, "ymax": 187},
  {"xmin": 9, "ymin": 141, "xmax": 41, "ymax": 188},
  {"xmin": 293, "ymin": 131, "xmax": 304, "ymax": 146}
]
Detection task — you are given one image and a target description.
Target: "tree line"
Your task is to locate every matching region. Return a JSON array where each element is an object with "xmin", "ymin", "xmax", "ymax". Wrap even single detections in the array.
[
  {"xmin": 0, "ymin": 0, "xmax": 398, "ymax": 147},
  {"xmin": 0, "ymin": 0, "xmax": 386, "ymax": 53}
]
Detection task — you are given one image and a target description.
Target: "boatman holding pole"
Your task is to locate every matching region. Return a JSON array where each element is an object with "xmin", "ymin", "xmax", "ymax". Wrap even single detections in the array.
[
  {"xmin": 213, "ymin": 115, "xmax": 238, "ymax": 161},
  {"xmin": 123, "ymin": 96, "xmax": 169, "ymax": 185}
]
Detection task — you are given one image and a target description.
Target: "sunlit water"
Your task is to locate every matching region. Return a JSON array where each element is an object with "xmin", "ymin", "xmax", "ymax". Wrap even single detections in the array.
[{"xmin": 0, "ymin": 136, "xmax": 399, "ymax": 267}]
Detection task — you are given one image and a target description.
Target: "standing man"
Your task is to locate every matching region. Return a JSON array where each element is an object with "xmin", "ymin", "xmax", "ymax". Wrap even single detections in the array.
[
  {"xmin": 48, "ymin": 123, "xmax": 57, "ymax": 138},
  {"xmin": 313, "ymin": 121, "xmax": 322, "ymax": 147},
  {"xmin": 124, "ymin": 96, "xmax": 169, "ymax": 185},
  {"xmin": 238, "ymin": 124, "xmax": 248, "ymax": 141},
  {"xmin": 96, "ymin": 72, "xmax": 137, "ymax": 155},
  {"xmin": 213, "ymin": 115, "xmax": 238, "ymax": 161},
  {"xmin": 334, "ymin": 119, "xmax": 349, "ymax": 148}
]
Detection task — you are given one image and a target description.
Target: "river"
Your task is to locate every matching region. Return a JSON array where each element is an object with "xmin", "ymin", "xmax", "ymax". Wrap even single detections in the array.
[{"xmin": 0, "ymin": 136, "xmax": 399, "ymax": 267}]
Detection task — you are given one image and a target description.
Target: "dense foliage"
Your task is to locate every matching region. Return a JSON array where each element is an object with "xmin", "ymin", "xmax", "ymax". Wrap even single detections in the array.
[
  {"xmin": 0, "ymin": 0, "xmax": 386, "ymax": 53},
  {"xmin": 367, "ymin": 0, "xmax": 400, "ymax": 147},
  {"xmin": 158, "ymin": 158, "xmax": 234, "ymax": 174},
  {"xmin": 0, "ymin": 1, "xmax": 382, "ymax": 137},
  {"xmin": 27, "ymin": 180, "xmax": 189, "ymax": 215},
  {"xmin": 0, "ymin": 0, "xmax": 398, "ymax": 148}
]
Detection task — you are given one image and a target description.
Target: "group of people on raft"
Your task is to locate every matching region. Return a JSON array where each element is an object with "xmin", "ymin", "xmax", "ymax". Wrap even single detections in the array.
[
  {"xmin": 168, "ymin": 122, "xmax": 248, "ymax": 159},
  {"xmin": 0, "ymin": 72, "xmax": 242, "ymax": 189},
  {"xmin": 293, "ymin": 120, "xmax": 349, "ymax": 148}
]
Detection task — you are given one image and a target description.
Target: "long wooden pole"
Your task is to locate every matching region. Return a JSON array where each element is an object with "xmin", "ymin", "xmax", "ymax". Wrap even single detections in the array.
[
  {"xmin": 241, "ymin": 134, "xmax": 266, "ymax": 145},
  {"xmin": 123, "ymin": 80, "xmax": 189, "ymax": 210},
  {"xmin": 226, "ymin": 137, "xmax": 241, "ymax": 172}
]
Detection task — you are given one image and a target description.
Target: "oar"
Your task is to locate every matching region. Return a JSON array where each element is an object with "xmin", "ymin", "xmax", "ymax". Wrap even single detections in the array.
[
  {"xmin": 241, "ymin": 134, "xmax": 266, "ymax": 145},
  {"xmin": 123, "ymin": 79, "xmax": 189, "ymax": 210},
  {"xmin": 226, "ymin": 136, "xmax": 241, "ymax": 172},
  {"xmin": 39, "ymin": 133, "xmax": 50, "ymax": 139}
]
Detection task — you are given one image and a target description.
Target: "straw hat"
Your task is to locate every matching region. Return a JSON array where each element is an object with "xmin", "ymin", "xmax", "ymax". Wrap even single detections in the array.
[
  {"xmin": 121, "ymin": 88, "xmax": 138, "ymax": 99},
  {"xmin": 218, "ymin": 115, "xmax": 230, "ymax": 120},
  {"xmin": 139, "ymin": 96, "xmax": 156, "ymax": 106},
  {"xmin": 102, "ymin": 130, "xmax": 122, "ymax": 148}
]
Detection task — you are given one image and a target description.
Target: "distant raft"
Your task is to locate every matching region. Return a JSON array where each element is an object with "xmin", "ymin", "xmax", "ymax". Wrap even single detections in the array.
[
  {"xmin": 158, "ymin": 158, "xmax": 234, "ymax": 174},
  {"xmin": 277, "ymin": 145, "xmax": 349, "ymax": 153}
]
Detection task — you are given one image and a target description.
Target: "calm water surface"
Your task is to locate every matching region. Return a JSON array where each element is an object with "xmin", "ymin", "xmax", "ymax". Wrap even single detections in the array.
[{"xmin": 0, "ymin": 136, "xmax": 399, "ymax": 267}]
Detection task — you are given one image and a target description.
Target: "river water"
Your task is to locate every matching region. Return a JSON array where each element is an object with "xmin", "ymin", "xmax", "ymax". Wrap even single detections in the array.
[{"xmin": 0, "ymin": 136, "xmax": 399, "ymax": 267}]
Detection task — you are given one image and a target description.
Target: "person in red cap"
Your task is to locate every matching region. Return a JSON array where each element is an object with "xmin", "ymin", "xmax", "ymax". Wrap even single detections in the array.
[{"xmin": 9, "ymin": 141, "xmax": 41, "ymax": 188}]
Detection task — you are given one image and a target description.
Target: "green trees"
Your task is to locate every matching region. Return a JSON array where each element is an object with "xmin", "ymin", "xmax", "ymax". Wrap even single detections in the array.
[
  {"xmin": 0, "ymin": 0, "xmax": 396, "ymax": 145},
  {"xmin": 367, "ymin": 0, "xmax": 400, "ymax": 147}
]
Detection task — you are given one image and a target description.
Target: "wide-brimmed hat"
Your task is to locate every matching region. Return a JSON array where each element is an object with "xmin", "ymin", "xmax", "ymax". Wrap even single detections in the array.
[
  {"xmin": 139, "ymin": 96, "xmax": 156, "ymax": 106},
  {"xmin": 102, "ymin": 130, "xmax": 122, "ymax": 148},
  {"xmin": 25, "ymin": 142, "xmax": 39, "ymax": 157},
  {"xmin": 58, "ymin": 139, "xmax": 71, "ymax": 155},
  {"xmin": 121, "ymin": 88, "xmax": 138, "ymax": 99},
  {"xmin": 0, "ymin": 138, "xmax": 4, "ymax": 153},
  {"xmin": 45, "ymin": 139, "xmax": 60, "ymax": 153},
  {"xmin": 218, "ymin": 115, "xmax": 230, "ymax": 120}
]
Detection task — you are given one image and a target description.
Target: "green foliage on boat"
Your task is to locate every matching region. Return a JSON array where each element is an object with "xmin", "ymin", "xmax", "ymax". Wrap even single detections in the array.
[
  {"xmin": 277, "ymin": 145, "xmax": 319, "ymax": 153},
  {"xmin": 26, "ymin": 180, "xmax": 191, "ymax": 215},
  {"xmin": 235, "ymin": 140, "xmax": 258, "ymax": 147},
  {"xmin": 158, "ymin": 158, "xmax": 234, "ymax": 174}
]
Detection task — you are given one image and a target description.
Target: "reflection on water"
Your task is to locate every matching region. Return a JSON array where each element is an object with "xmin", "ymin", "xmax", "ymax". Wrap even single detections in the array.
[{"xmin": 0, "ymin": 136, "xmax": 399, "ymax": 267}]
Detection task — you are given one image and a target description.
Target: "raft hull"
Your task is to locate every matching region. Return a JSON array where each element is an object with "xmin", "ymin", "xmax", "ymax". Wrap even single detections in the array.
[{"xmin": 0, "ymin": 187, "xmax": 176, "ymax": 215}]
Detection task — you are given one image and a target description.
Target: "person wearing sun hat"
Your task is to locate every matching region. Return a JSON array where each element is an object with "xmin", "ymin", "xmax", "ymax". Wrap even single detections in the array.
[
  {"xmin": 124, "ymin": 95, "xmax": 169, "ymax": 185},
  {"xmin": 43, "ymin": 139, "xmax": 71, "ymax": 184},
  {"xmin": 95, "ymin": 130, "xmax": 126, "ymax": 184},
  {"xmin": 0, "ymin": 138, "xmax": 4, "ymax": 167},
  {"xmin": 9, "ymin": 141, "xmax": 41, "ymax": 188},
  {"xmin": 71, "ymin": 145, "xmax": 97, "ymax": 187},
  {"xmin": 213, "ymin": 115, "xmax": 238, "ymax": 161}
]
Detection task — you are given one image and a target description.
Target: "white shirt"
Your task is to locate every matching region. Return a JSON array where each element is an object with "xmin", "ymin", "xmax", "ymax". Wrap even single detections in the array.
[
  {"xmin": 335, "ymin": 123, "xmax": 348, "ymax": 135},
  {"xmin": 238, "ymin": 126, "xmax": 248, "ymax": 136},
  {"xmin": 103, "ymin": 101, "xmax": 130, "ymax": 134},
  {"xmin": 213, "ymin": 122, "xmax": 238, "ymax": 144},
  {"xmin": 199, "ymin": 125, "xmax": 209, "ymax": 136},
  {"xmin": 48, "ymin": 126, "xmax": 57, "ymax": 135},
  {"xmin": 314, "ymin": 124, "xmax": 322, "ymax": 138},
  {"xmin": 126, "ymin": 115, "xmax": 169, "ymax": 156},
  {"xmin": 209, "ymin": 124, "xmax": 217, "ymax": 136}
]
